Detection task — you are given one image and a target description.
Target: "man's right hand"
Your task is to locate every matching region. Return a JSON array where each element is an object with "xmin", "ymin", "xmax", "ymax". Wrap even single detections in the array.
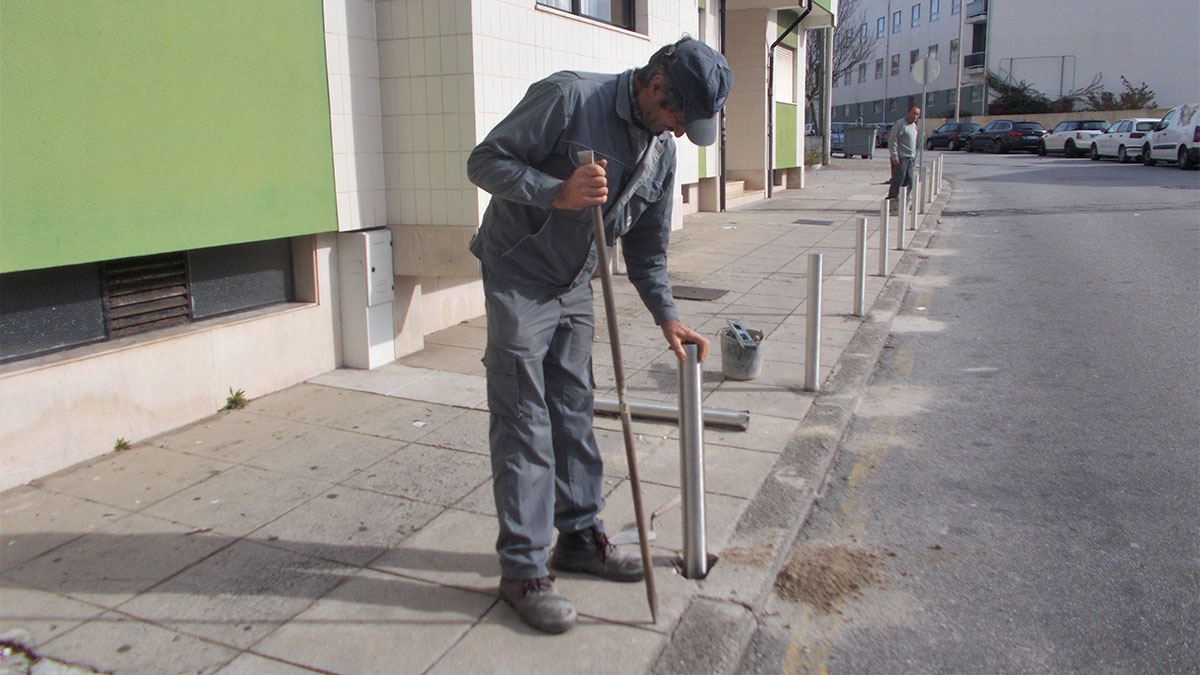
[
  {"xmin": 552, "ymin": 159, "xmax": 608, "ymax": 210},
  {"xmin": 891, "ymin": 157, "xmax": 899, "ymax": 166}
]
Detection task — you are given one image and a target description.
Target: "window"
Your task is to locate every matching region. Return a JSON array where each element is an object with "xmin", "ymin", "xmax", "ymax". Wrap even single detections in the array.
[
  {"xmin": 893, "ymin": 11, "xmax": 902, "ymax": 32},
  {"xmin": 889, "ymin": 98, "xmax": 899, "ymax": 111},
  {"xmin": 912, "ymin": 4, "xmax": 920, "ymax": 26},
  {"xmin": 833, "ymin": 76, "xmax": 839, "ymax": 88},
  {"xmin": 877, "ymin": 17, "xmax": 886, "ymax": 38},
  {"xmin": 874, "ymin": 101, "xmax": 882, "ymax": 114},
  {"xmin": 910, "ymin": 49, "xmax": 920, "ymax": 70},
  {"xmin": 929, "ymin": 43, "xmax": 939, "ymax": 60},
  {"xmin": 844, "ymin": 71, "xmax": 852, "ymax": 86},
  {"xmin": 858, "ymin": 63, "xmax": 867, "ymax": 82},
  {"xmin": 875, "ymin": 58, "xmax": 884, "ymax": 79},
  {"xmin": 930, "ymin": 0, "xmax": 940, "ymax": 21},
  {"xmin": 0, "ymin": 240, "xmax": 295, "ymax": 363},
  {"xmin": 952, "ymin": 0, "xmax": 961, "ymax": 14},
  {"xmin": 861, "ymin": 23, "xmax": 869, "ymax": 43},
  {"xmin": 891, "ymin": 54, "xmax": 900, "ymax": 75},
  {"xmin": 950, "ymin": 39, "xmax": 959, "ymax": 63},
  {"xmin": 537, "ymin": 0, "xmax": 634, "ymax": 30},
  {"xmin": 970, "ymin": 85, "xmax": 981, "ymax": 101},
  {"xmin": 773, "ymin": 45, "xmax": 795, "ymax": 103}
]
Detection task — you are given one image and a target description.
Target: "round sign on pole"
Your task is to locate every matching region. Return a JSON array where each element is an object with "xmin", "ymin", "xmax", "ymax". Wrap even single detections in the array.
[{"xmin": 912, "ymin": 56, "xmax": 942, "ymax": 85}]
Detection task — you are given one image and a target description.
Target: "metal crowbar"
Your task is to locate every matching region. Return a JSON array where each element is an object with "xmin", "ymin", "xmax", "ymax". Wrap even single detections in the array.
[{"xmin": 577, "ymin": 149, "xmax": 658, "ymax": 624}]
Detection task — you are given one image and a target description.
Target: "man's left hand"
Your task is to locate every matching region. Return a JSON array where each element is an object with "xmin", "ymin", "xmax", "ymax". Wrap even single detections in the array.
[{"xmin": 660, "ymin": 319, "xmax": 710, "ymax": 362}]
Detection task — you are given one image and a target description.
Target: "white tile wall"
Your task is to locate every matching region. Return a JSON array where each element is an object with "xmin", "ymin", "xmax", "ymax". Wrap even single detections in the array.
[{"xmin": 326, "ymin": 0, "xmax": 388, "ymax": 232}]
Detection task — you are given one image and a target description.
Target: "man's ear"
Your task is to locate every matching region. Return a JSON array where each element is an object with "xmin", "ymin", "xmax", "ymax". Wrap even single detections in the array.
[{"xmin": 648, "ymin": 73, "xmax": 665, "ymax": 95}]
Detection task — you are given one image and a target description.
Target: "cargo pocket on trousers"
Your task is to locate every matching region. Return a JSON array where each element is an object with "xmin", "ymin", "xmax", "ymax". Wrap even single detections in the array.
[{"xmin": 483, "ymin": 344, "xmax": 524, "ymax": 420}]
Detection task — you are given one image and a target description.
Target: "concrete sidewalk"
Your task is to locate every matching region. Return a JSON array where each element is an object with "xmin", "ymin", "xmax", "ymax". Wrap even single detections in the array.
[{"xmin": 1, "ymin": 157, "xmax": 950, "ymax": 674}]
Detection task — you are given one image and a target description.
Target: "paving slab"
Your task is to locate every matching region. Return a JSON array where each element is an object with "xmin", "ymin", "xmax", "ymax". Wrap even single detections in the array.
[
  {"xmin": 142, "ymin": 465, "xmax": 330, "ymax": 538},
  {"xmin": 32, "ymin": 445, "xmax": 232, "ymax": 514},
  {"xmin": 251, "ymin": 569, "xmax": 494, "ymax": 675},
  {"xmin": 428, "ymin": 606, "xmax": 663, "ymax": 675},
  {"xmin": 367, "ymin": 509, "xmax": 501, "ymax": 593},
  {"xmin": 38, "ymin": 612, "xmax": 239, "ymax": 674},
  {"xmin": 4, "ymin": 513, "xmax": 230, "ymax": 609},
  {"xmin": 0, "ymin": 585, "xmax": 106, "ymax": 647},
  {"xmin": 343, "ymin": 443, "xmax": 491, "ymax": 507},
  {"xmin": 1, "ymin": 488, "xmax": 129, "ymax": 573},
  {"xmin": 115, "ymin": 538, "xmax": 349, "ymax": 650},
  {"xmin": 242, "ymin": 426, "xmax": 405, "ymax": 484},
  {"xmin": 250, "ymin": 486, "xmax": 443, "ymax": 567},
  {"xmin": 148, "ymin": 410, "xmax": 316, "ymax": 464}
]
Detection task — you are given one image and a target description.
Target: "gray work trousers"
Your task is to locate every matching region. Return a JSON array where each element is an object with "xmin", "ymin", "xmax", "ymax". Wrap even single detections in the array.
[
  {"xmin": 887, "ymin": 157, "xmax": 914, "ymax": 200},
  {"xmin": 481, "ymin": 269, "xmax": 605, "ymax": 580}
]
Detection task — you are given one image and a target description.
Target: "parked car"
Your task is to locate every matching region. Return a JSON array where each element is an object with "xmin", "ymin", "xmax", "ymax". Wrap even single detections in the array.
[
  {"xmin": 1039, "ymin": 119, "xmax": 1109, "ymax": 157},
  {"xmin": 1142, "ymin": 103, "xmax": 1200, "ymax": 169},
  {"xmin": 926, "ymin": 122, "xmax": 982, "ymax": 150},
  {"xmin": 831, "ymin": 122, "xmax": 846, "ymax": 154},
  {"xmin": 968, "ymin": 120, "xmax": 1047, "ymax": 153},
  {"xmin": 1089, "ymin": 118, "xmax": 1159, "ymax": 163},
  {"xmin": 876, "ymin": 122, "xmax": 892, "ymax": 147}
]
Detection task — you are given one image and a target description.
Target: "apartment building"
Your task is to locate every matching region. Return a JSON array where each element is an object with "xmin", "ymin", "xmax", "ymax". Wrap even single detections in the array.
[
  {"xmin": 0, "ymin": 0, "xmax": 833, "ymax": 490},
  {"xmin": 832, "ymin": 0, "xmax": 1199, "ymax": 125}
]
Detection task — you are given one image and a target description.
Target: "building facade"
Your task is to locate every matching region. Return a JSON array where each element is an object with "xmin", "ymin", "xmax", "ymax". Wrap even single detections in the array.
[
  {"xmin": 832, "ymin": 0, "xmax": 1199, "ymax": 125},
  {"xmin": 0, "ymin": 0, "xmax": 833, "ymax": 490}
]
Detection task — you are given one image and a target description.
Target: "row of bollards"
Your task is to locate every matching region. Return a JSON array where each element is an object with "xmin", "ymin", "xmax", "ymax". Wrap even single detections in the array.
[{"xmin": 674, "ymin": 152, "xmax": 946, "ymax": 580}]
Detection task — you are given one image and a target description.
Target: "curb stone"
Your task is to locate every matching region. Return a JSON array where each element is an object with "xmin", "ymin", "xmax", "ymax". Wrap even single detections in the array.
[{"xmin": 650, "ymin": 184, "xmax": 953, "ymax": 674}]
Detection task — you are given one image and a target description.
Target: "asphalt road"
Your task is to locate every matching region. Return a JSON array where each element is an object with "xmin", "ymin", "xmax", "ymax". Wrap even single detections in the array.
[{"xmin": 741, "ymin": 151, "xmax": 1200, "ymax": 673}]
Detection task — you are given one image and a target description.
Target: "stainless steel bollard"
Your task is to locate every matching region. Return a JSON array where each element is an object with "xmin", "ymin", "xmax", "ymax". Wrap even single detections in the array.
[
  {"xmin": 898, "ymin": 192, "xmax": 907, "ymax": 249},
  {"xmin": 911, "ymin": 169, "xmax": 921, "ymax": 225},
  {"xmin": 912, "ymin": 167, "xmax": 922, "ymax": 218},
  {"xmin": 679, "ymin": 343, "xmax": 707, "ymax": 579},
  {"xmin": 853, "ymin": 217, "xmax": 867, "ymax": 316},
  {"xmin": 805, "ymin": 252, "xmax": 823, "ymax": 392},
  {"xmin": 879, "ymin": 199, "xmax": 890, "ymax": 275}
]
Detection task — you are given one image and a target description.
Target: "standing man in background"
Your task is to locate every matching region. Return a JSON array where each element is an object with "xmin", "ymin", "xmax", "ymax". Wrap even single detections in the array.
[
  {"xmin": 467, "ymin": 37, "xmax": 729, "ymax": 635},
  {"xmin": 887, "ymin": 105, "xmax": 921, "ymax": 212}
]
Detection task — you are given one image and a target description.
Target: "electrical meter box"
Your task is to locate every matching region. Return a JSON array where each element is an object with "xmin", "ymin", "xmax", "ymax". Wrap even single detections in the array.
[{"xmin": 338, "ymin": 229, "xmax": 395, "ymax": 369}]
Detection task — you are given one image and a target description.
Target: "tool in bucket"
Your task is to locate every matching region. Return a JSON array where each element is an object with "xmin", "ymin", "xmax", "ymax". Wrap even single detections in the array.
[
  {"xmin": 726, "ymin": 319, "xmax": 758, "ymax": 348},
  {"xmin": 577, "ymin": 149, "xmax": 658, "ymax": 624}
]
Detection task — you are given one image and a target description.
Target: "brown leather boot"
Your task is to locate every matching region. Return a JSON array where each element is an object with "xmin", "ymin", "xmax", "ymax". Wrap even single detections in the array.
[
  {"xmin": 498, "ymin": 576, "xmax": 576, "ymax": 634},
  {"xmin": 549, "ymin": 525, "xmax": 645, "ymax": 582}
]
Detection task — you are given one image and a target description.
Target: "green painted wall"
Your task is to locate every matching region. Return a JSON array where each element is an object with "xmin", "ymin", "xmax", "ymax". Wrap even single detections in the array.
[
  {"xmin": 0, "ymin": 2, "xmax": 335, "ymax": 273},
  {"xmin": 775, "ymin": 102, "xmax": 798, "ymax": 168},
  {"xmin": 698, "ymin": 146, "xmax": 707, "ymax": 177}
]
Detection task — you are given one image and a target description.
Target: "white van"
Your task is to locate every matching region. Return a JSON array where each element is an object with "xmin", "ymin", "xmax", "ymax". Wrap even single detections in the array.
[{"xmin": 1143, "ymin": 103, "xmax": 1200, "ymax": 169}]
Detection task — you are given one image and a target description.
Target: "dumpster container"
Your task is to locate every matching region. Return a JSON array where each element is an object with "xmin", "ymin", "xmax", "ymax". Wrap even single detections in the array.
[{"xmin": 844, "ymin": 125, "xmax": 878, "ymax": 159}]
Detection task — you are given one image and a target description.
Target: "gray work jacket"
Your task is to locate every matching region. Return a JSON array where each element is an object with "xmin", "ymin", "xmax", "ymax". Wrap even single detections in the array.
[{"xmin": 467, "ymin": 69, "xmax": 679, "ymax": 325}]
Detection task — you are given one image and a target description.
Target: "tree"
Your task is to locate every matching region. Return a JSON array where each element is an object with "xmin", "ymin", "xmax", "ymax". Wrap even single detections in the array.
[
  {"xmin": 985, "ymin": 70, "xmax": 1052, "ymax": 115},
  {"xmin": 1086, "ymin": 76, "xmax": 1158, "ymax": 111},
  {"xmin": 805, "ymin": 0, "xmax": 879, "ymax": 128}
]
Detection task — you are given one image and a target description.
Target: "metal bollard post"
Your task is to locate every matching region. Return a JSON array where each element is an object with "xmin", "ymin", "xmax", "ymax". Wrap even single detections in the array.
[
  {"xmin": 679, "ymin": 343, "xmax": 706, "ymax": 579},
  {"xmin": 805, "ymin": 252, "xmax": 823, "ymax": 392},
  {"xmin": 925, "ymin": 165, "xmax": 934, "ymax": 206},
  {"xmin": 853, "ymin": 217, "xmax": 867, "ymax": 316},
  {"xmin": 933, "ymin": 156, "xmax": 941, "ymax": 195},
  {"xmin": 912, "ymin": 167, "xmax": 922, "ymax": 217},
  {"xmin": 936, "ymin": 155, "xmax": 944, "ymax": 193},
  {"xmin": 879, "ymin": 199, "xmax": 890, "ymax": 275},
  {"xmin": 910, "ymin": 171, "xmax": 921, "ymax": 226},
  {"xmin": 897, "ymin": 192, "xmax": 907, "ymax": 249}
]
